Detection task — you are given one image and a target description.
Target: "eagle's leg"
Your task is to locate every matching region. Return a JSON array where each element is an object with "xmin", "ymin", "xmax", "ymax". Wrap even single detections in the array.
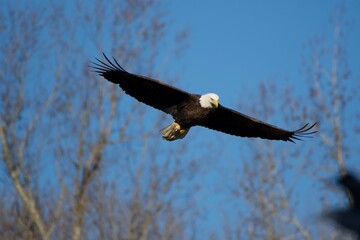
[{"xmin": 160, "ymin": 122, "xmax": 190, "ymax": 141}]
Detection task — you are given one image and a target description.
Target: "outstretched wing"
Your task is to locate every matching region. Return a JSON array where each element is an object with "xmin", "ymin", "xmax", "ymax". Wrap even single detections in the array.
[
  {"xmin": 199, "ymin": 105, "xmax": 317, "ymax": 142},
  {"xmin": 91, "ymin": 53, "xmax": 191, "ymax": 113}
]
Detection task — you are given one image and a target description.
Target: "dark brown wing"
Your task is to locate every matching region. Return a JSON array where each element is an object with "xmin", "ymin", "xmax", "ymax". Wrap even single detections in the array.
[
  {"xmin": 199, "ymin": 105, "xmax": 317, "ymax": 142},
  {"xmin": 90, "ymin": 53, "xmax": 190, "ymax": 113}
]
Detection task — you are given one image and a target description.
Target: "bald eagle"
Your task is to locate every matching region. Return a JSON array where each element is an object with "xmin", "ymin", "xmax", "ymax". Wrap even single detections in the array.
[{"xmin": 91, "ymin": 54, "xmax": 316, "ymax": 142}]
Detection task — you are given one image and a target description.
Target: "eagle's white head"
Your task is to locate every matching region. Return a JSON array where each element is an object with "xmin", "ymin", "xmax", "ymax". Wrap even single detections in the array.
[{"xmin": 199, "ymin": 93, "xmax": 219, "ymax": 109}]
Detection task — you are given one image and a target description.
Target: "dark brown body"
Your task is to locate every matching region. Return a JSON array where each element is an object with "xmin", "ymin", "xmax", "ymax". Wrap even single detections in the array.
[{"xmin": 170, "ymin": 95, "xmax": 214, "ymax": 128}]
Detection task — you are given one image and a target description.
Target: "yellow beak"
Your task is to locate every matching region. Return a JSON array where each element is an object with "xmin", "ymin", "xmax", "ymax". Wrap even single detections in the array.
[{"xmin": 211, "ymin": 99, "xmax": 219, "ymax": 109}]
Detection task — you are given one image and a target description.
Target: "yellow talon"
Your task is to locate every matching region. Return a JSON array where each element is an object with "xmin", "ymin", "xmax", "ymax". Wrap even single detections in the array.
[
  {"xmin": 160, "ymin": 122, "xmax": 190, "ymax": 141},
  {"xmin": 174, "ymin": 123, "xmax": 181, "ymax": 131}
]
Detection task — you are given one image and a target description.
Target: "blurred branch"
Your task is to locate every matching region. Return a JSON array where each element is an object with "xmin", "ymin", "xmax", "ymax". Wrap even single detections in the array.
[{"xmin": 0, "ymin": 122, "xmax": 51, "ymax": 239}]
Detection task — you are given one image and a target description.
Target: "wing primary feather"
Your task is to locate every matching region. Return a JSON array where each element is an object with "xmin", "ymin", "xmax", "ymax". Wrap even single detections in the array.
[
  {"xmin": 91, "ymin": 53, "xmax": 128, "ymax": 74},
  {"xmin": 296, "ymin": 122, "xmax": 318, "ymax": 135},
  {"xmin": 290, "ymin": 122, "xmax": 317, "ymax": 142},
  {"xmin": 296, "ymin": 123, "xmax": 309, "ymax": 131},
  {"xmin": 94, "ymin": 57, "xmax": 116, "ymax": 71},
  {"xmin": 102, "ymin": 53, "xmax": 121, "ymax": 70},
  {"xmin": 112, "ymin": 56, "xmax": 127, "ymax": 72},
  {"xmin": 90, "ymin": 62, "xmax": 113, "ymax": 72},
  {"xmin": 90, "ymin": 54, "xmax": 129, "ymax": 78}
]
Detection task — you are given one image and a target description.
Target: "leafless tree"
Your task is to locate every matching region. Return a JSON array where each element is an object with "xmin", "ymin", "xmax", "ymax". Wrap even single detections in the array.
[
  {"xmin": 300, "ymin": 5, "xmax": 359, "ymax": 239},
  {"xmin": 302, "ymin": 4, "xmax": 357, "ymax": 176},
  {"xmin": 223, "ymin": 5, "xmax": 358, "ymax": 240},
  {"xmin": 0, "ymin": 1, "xmax": 197, "ymax": 240},
  {"xmin": 220, "ymin": 83, "xmax": 313, "ymax": 240}
]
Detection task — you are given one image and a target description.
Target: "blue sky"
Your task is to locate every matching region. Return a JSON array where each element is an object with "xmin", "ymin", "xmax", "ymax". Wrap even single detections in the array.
[
  {"xmin": 3, "ymin": 0, "xmax": 360, "ymax": 238},
  {"xmin": 166, "ymin": 0, "xmax": 360, "ymax": 107},
  {"xmin": 159, "ymin": 0, "xmax": 360, "ymax": 236}
]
